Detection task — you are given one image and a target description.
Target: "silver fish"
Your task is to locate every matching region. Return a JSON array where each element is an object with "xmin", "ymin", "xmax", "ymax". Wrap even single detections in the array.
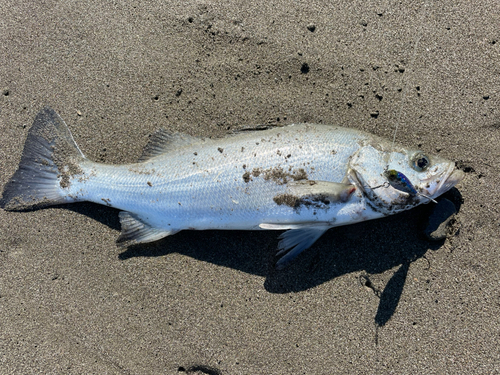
[{"xmin": 1, "ymin": 108, "xmax": 464, "ymax": 267}]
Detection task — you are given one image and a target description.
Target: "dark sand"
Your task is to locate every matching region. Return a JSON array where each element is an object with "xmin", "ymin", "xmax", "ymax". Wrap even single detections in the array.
[{"xmin": 1, "ymin": 1, "xmax": 499, "ymax": 374}]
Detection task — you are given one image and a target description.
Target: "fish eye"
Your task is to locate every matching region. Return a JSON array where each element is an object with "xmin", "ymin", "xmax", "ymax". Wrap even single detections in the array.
[{"xmin": 411, "ymin": 153, "xmax": 430, "ymax": 171}]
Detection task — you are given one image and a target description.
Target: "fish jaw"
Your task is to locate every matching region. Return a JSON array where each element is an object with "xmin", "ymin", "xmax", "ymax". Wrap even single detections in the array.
[
  {"xmin": 347, "ymin": 143, "xmax": 464, "ymax": 214},
  {"xmin": 426, "ymin": 166, "xmax": 465, "ymax": 199}
]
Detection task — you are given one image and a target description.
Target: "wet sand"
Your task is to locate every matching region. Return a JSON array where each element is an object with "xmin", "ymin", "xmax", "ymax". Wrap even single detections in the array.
[{"xmin": 1, "ymin": 1, "xmax": 499, "ymax": 373}]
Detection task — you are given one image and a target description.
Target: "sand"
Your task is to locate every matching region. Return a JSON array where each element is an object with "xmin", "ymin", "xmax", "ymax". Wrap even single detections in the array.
[{"xmin": 1, "ymin": 0, "xmax": 499, "ymax": 374}]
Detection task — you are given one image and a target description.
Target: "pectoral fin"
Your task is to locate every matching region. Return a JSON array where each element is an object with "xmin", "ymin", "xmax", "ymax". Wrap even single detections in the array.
[
  {"xmin": 275, "ymin": 225, "xmax": 331, "ymax": 269},
  {"xmin": 117, "ymin": 211, "xmax": 178, "ymax": 247},
  {"xmin": 259, "ymin": 222, "xmax": 330, "ymax": 230},
  {"xmin": 287, "ymin": 180, "xmax": 356, "ymax": 205}
]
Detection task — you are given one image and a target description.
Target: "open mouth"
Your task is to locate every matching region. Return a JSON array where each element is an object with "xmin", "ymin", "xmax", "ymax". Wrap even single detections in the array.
[{"xmin": 431, "ymin": 167, "xmax": 465, "ymax": 198}]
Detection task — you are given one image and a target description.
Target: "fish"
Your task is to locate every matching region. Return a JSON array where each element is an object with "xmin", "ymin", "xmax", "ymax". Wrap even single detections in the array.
[{"xmin": 1, "ymin": 107, "xmax": 464, "ymax": 268}]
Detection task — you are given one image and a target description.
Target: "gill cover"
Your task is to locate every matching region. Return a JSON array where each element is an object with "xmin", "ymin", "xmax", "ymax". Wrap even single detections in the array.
[{"xmin": 348, "ymin": 144, "xmax": 459, "ymax": 212}]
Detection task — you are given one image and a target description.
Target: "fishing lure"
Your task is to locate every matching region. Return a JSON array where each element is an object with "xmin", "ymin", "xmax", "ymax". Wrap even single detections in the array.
[
  {"xmin": 384, "ymin": 169, "xmax": 437, "ymax": 203},
  {"xmin": 385, "ymin": 169, "xmax": 417, "ymax": 195}
]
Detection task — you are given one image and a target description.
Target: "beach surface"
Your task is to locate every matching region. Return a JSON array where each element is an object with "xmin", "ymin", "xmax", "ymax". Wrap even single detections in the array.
[{"xmin": 1, "ymin": 1, "xmax": 499, "ymax": 373}]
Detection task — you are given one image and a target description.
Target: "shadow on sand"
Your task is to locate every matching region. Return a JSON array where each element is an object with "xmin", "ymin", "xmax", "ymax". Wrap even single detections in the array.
[{"xmin": 65, "ymin": 189, "xmax": 461, "ymax": 327}]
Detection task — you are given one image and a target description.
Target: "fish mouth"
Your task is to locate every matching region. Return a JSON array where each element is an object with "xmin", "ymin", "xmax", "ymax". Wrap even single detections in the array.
[
  {"xmin": 347, "ymin": 165, "xmax": 465, "ymax": 203},
  {"xmin": 429, "ymin": 167, "xmax": 465, "ymax": 199}
]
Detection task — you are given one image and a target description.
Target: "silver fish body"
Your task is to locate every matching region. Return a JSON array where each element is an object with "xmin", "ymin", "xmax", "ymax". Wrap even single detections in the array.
[
  {"xmin": 1, "ymin": 108, "xmax": 464, "ymax": 267},
  {"xmin": 73, "ymin": 124, "xmax": 368, "ymax": 230}
]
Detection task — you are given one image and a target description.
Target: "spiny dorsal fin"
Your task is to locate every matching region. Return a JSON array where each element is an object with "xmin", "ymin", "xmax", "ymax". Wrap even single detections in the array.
[
  {"xmin": 138, "ymin": 129, "xmax": 204, "ymax": 162},
  {"xmin": 116, "ymin": 211, "xmax": 178, "ymax": 247},
  {"xmin": 231, "ymin": 124, "xmax": 282, "ymax": 133}
]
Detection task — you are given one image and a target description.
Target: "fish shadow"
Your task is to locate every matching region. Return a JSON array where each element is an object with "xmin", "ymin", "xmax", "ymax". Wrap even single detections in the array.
[
  {"xmin": 118, "ymin": 189, "xmax": 462, "ymax": 327},
  {"xmin": 263, "ymin": 209, "xmax": 438, "ymax": 327},
  {"xmin": 64, "ymin": 203, "xmax": 122, "ymax": 231}
]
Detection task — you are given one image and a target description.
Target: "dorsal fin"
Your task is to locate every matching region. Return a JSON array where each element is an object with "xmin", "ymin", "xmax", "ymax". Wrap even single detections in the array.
[
  {"xmin": 230, "ymin": 124, "xmax": 282, "ymax": 134},
  {"xmin": 138, "ymin": 129, "xmax": 204, "ymax": 162}
]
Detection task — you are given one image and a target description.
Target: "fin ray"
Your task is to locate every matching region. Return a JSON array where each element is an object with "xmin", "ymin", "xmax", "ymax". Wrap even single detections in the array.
[
  {"xmin": 139, "ymin": 129, "xmax": 204, "ymax": 161},
  {"xmin": 275, "ymin": 225, "xmax": 331, "ymax": 269},
  {"xmin": 117, "ymin": 211, "xmax": 178, "ymax": 246},
  {"xmin": 287, "ymin": 180, "xmax": 356, "ymax": 203},
  {"xmin": 1, "ymin": 107, "xmax": 85, "ymax": 211},
  {"xmin": 259, "ymin": 222, "xmax": 331, "ymax": 230}
]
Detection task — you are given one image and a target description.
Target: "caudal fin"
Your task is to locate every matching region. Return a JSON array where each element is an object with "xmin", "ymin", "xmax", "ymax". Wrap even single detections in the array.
[{"xmin": 1, "ymin": 107, "xmax": 86, "ymax": 211}]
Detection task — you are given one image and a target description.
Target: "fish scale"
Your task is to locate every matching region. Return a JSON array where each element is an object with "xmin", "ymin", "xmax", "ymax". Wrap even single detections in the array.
[
  {"xmin": 71, "ymin": 123, "xmax": 365, "ymax": 230},
  {"xmin": 1, "ymin": 108, "xmax": 464, "ymax": 267}
]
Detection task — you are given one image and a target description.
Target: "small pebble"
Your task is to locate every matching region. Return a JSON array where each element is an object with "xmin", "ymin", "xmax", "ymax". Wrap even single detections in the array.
[{"xmin": 424, "ymin": 198, "xmax": 457, "ymax": 241}]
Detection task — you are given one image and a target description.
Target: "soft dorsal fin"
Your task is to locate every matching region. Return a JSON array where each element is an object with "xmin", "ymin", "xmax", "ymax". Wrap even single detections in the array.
[{"xmin": 139, "ymin": 129, "xmax": 204, "ymax": 162}]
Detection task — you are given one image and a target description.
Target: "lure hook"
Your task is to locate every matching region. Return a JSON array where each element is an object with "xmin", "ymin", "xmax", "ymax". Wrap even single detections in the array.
[{"xmin": 384, "ymin": 169, "xmax": 437, "ymax": 203}]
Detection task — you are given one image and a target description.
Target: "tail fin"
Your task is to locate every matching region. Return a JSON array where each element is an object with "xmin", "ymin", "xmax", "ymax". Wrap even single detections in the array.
[{"xmin": 1, "ymin": 107, "xmax": 86, "ymax": 211}]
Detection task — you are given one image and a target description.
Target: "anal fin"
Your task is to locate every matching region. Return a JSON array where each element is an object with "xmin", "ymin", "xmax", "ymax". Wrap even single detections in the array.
[
  {"xmin": 117, "ymin": 211, "xmax": 178, "ymax": 247},
  {"xmin": 275, "ymin": 225, "xmax": 331, "ymax": 269}
]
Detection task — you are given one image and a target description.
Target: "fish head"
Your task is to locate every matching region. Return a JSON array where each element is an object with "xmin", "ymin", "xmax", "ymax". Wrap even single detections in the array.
[{"xmin": 348, "ymin": 143, "xmax": 464, "ymax": 213}]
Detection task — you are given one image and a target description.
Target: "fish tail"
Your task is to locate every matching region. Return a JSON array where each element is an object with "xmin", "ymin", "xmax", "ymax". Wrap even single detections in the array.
[{"xmin": 1, "ymin": 107, "xmax": 86, "ymax": 211}]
